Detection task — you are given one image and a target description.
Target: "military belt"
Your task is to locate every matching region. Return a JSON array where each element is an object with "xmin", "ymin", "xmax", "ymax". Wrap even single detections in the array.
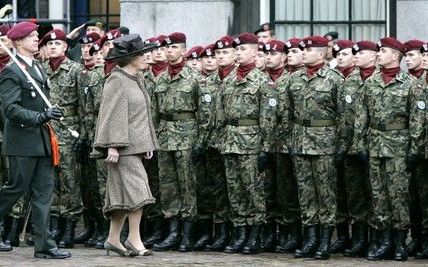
[
  {"xmin": 60, "ymin": 106, "xmax": 77, "ymax": 117},
  {"xmin": 295, "ymin": 118, "xmax": 335, "ymax": 127},
  {"xmin": 369, "ymin": 121, "xmax": 408, "ymax": 131},
  {"xmin": 226, "ymin": 119, "xmax": 259, "ymax": 127},
  {"xmin": 160, "ymin": 112, "xmax": 196, "ymax": 121}
]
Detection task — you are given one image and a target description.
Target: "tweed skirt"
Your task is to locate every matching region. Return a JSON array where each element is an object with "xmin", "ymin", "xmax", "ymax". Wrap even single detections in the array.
[{"xmin": 103, "ymin": 154, "xmax": 155, "ymax": 218}]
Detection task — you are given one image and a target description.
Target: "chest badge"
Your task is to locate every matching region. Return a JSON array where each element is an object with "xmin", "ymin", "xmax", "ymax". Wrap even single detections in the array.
[
  {"xmin": 204, "ymin": 94, "xmax": 212, "ymax": 103},
  {"xmin": 417, "ymin": 101, "xmax": 426, "ymax": 110},
  {"xmin": 345, "ymin": 95, "xmax": 352, "ymax": 104},
  {"xmin": 31, "ymin": 91, "xmax": 37, "ymax": 98},
  {"xmin": 84, "ymin": 87, "xmax": 89, "ymax": 95},
  {"xmin": 47, "ymin": 79, "xmax": 51, "ymax": 88},
  {"xmin": 269, "ymin": 98, "xmax": 277, "ymax": 107}
]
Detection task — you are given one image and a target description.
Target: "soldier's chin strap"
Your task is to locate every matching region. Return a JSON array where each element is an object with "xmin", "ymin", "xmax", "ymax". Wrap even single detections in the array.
[{"xmin": 0, "ymin": 39, "xmax": 79, "ymax": 138}]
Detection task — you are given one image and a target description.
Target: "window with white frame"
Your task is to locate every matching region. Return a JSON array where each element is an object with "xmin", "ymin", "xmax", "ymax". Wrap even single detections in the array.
[{"xmin": 271, "ymin": 0, "xmax": 391, "ymax": 41}]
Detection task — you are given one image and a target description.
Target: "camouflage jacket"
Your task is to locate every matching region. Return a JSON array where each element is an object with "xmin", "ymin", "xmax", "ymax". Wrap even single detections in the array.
[
  {"xmin": 336, "ymin": 68, "xmax": 366, "ymax": 155},
  {"xmin": 354, "ymin": 70, "xmax": 425, "ymax": 158},
  {"xmin": 141, "ymin": 69, "xmax": 168, "ymax": 131},
  {"xmin": 42, "ymin": 58, "xmax": 81, "ymax": 126},
  {"xmin": 153, "ymin": 65, "xmax": 199, "ymax": 151},
  {"xmin": 263, "ymin": 70, "xmax": 292, "ymax": 153},
  {"xmin": 413, "ymin": 71, "xmax": 428, "ymax": 158},
  {"xmin": 288, "ymin": 64, "xmax": 343, "ymax": 155},
  {"xmin": 216, "ymin": 67, "xmax": 272, "ymax": 155},
  {"xmin": 76, "ymin": 65, "xmax": 105, "ymax": 141}
]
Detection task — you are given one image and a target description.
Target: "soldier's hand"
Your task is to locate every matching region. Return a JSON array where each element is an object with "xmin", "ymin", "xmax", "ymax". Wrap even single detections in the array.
[
  {"xmin": 257, "ymin": 152, "xmax": 271, "ymax": 172},
  {"xmin": 37, "ymin": 107, "xmax": 63, "ymax": 124},
  {"xmin": 66, "ymin": 23, "xmax": 85, "ymax": 39},
  {"xmin": 191, "ymin": 143, "xmax": 206, "ymax": 164},
  {"xmin": 358, "ymin": 150, "xmax": 369, "ymax": 166},
  {"xmin": 406, "ymin": 153, "xmax": 418, "ymax": 172},
  {"xmin": 335, "ymin": 150, "xmax": 346, "ymax": 167}
]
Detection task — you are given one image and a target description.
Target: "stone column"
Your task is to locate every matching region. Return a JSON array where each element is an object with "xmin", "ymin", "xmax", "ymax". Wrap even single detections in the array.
[{"xmin": 120, "ymin": 0, "xmax": 235, "ymax": 47}]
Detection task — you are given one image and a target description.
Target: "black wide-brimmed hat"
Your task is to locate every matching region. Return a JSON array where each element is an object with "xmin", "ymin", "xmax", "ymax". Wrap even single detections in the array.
[{"xmin": 105, "ymin": 34, "xmax": 157, "ymax": 60}]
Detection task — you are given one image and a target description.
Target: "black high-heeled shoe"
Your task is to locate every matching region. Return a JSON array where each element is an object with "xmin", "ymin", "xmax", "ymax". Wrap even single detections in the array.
[
  {"xmin": 104, "ymin": 241, "xmax": 132, "ymax": 257},
  {"xmin": 124, "ymin": 239, "xmax": 153, "ymax": 256}
]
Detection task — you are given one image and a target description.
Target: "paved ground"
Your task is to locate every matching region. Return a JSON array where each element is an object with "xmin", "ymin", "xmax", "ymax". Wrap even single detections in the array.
[{"xmin": 1, "ymin": 245, "xmax": 428, "ymax": 267}]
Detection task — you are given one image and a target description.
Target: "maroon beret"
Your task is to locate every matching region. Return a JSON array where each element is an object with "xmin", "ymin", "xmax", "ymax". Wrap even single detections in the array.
[
  {"xmin": 185, "ymin": 46, "xmax": 204, "ymax": 59},
  {"xmin": 164, "ymin": 32, "xmax": 186, "ymax": 45},
  {"xmin": 376, "ymin": 37, "xmax": 405, "ymax": 54},
  {"xmin": 332, "ymin": 39, "xmax": 353, "ymax": 57},
  {"xmin": 100, "ymin": 29, "xmax": 122, "ymax": 47},
  {"xmin": 44, "ymin": 29, "xmax": 66, "ymax": 42},
  {"xmin": 79, "ymin": 32, "xmax": 101, "ymax": 44},
  {"xmin": 0, "ymin": 24, "xmax": 11, "ymax": 37},
  {"xmin": 284, "ymin": 38, "xmax": 301, "ymax": 52},
  {"xmin": 233, "ymin": 32, "xmax": 258, "ymax": 47},
  {"xmin": 352, "ymin": 40, "xmax": 377, "ymax": 55},
  {"xmin": 264, "ymin": 40, "xmax": 285, "ymax": 53},
  {"xmin": 7, "ymin": 22, "xmax": 38, "ymax": 41},
  {"xmin": 89, "ymin": 40, "xmax": 103, "ymax": 56},
  {"xmin": 144, "ymin": 36, "xmax": 157, "ymax": 45},
  {"xmin": 299, "ymin": 36, "xmax": 329, "ymax": 50},
  {"xmin": 199, "ymin": 44, "xmax": 215, "ymax": 58},
  {"xmin": 154, "ymin": 35, "xmax": 167, "ymax": 47},
  {"xmin": 403, "ymin": 39, "xmax": 425, "ymax": 53},
  {"xmin": 214, "ymin": 35, "xmax": 234, "ymax": 50},
  {"xmin": 258, "ymin": 42, "xmax": 264, "ymax": 51},
  {"xmin": 421, "ymin": 43, "xmax": 428, "ymax": 53}
]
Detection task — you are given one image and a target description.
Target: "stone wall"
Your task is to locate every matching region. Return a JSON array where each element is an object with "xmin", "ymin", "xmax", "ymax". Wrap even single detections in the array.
[{"xmin": 396, "ymin": 0, "xmax": 428, "ymax": 41}]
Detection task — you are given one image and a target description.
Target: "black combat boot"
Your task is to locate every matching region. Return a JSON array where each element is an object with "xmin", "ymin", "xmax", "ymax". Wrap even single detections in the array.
[
  {"xmin": 74, "ymin": 214, "xmax": 95, "ymax": 244},
  {"xmin": 315, "ymin": 225, "xmax": 333, "ymax": 260},
  {"xmin": 344, "ymin": 223, "xmax": 368, "ymax": 257},
  {"xmin": 178, "ymin": 221, "xmax": 194, "ymax": 252},
  {"xmin": 5, "ymin": 218, "xmax": 24, "ymax": 247},
  {"xmin": 394, "ymin": 229, "xmax": 408, "ymax": 261},
  {"xmin": 415, "ymin": 232, "xmax": 428, "ymax": 259},
  {"xmin": 0, "ymin": 221, "xmax": 12, "ymax": 252},
  {"xmin": 242, "ymin": 224, "xmax": 262, "ymax": 254},
  {"xmin": 50, "ymin": 216, "xmax": 65, "ymax": 243},
  {"xmin": 278, "ymin": 222, "xmax": 302, "ymax": 253},
  {"xmin": 205, "ymin": 223, "xmax": 228, "ymax": 251},
  {"xmin": 59, "ymin": 220, "xmax": 76, "ymax": 248},
  {"xmin": 224, "ymin": 226, "xmax": 247, "ymax": 253},
  {"xmin": 260, "ymin": 222, "xmax": 276, "ymax": 252},
  {"xmin": 95, "ymin": 219, "xmax": 110, "ymax": 249},
  {"xmin": 153, "ymin": 219, "xmax": 181, "ymax": 251},
  {"xmin": 367, "ymin": 228, "xmax": 393, "ymax": 260},
  {"xmin": 329, "ymin": 221, "xmax": 350, "ymax": 253},
  {"xmin": 366, "ymin": 226, "xmax": 379, "ymax": 258},
  {"xmin": 294, "ymin": 224, "xmax": 319, "ymax": 258},
  {"xmin": 193, "ymin": 220, "xmax": 212, "ymax": 251},
  {"xmin": 274, "ymin": 224, "xmax": 288, "ymax": 253},
  {"xmin": 143, "ymin": 217, "xmax": 165, "ymax": 248}
]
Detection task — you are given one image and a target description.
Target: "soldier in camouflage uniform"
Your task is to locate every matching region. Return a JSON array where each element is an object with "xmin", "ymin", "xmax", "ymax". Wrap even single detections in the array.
[
  {"xmin": 402, "ymin": 39, "xmax": 426, "ymax": 256},
  {"xmin": 74, "ymin": 32, "xmax": 106, "ymax": 248},
  {"xmin": 185, "ymin": 46, "xmax": 203, "ymax": 73},
  {"xmin": 151, "ymin": 32, "xmax": 199, "ymax": 252},
  {"xmin": 339, "ymin": 41, "xmax": 378, "ymax": 258},
  {"xmin": 217, "ymin": 33, "xmax": 271, "ymax": 254},
  {"xmin": 271, "ymin": 38, "xmax": 305, "ymax": 254},
  {"xmin": 414, "ymin": 43, "xmax": 428, "ymax": 259},
  {"xmin": 354, "ymin": 37, "xmax": 425, "ymax": 261},
  {"xmin": 289, "ymin": 36, "xmax": 342, "ymax": 260},
  {"xmin": 141, "ymin": 35, "xmax": 169, "ymax": 248},
  {"xmin": 41, "ymin": 29, "xmax": 82, "ymax": 248},
  {"xmin": 202, "ymin": 35, "xmax": 236, "ymax": 252}
]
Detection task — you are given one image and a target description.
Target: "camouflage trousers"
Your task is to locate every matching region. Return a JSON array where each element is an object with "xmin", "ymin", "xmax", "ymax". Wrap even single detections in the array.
[
  {"xmin": 0, "ymin": 154, "xmax": 25, "ymax": 218},
  {"xmin": 224, "ymin": 153, "xmax": 265, "ymax": 226},
  {"xmin": 97, "ymin": 159, "xmax": 107, "ymax": 211},
  {"xmin": 79, "ymin": 159, "xmax": 103, "ymax": 222},
  {"xmin": 50, "ymin": 128, "xmax": 83, "ymax": 221},
  {"xmin": 195, "ymin": 147, "xmax": 229, "ymax": 223},
  {"xmin": 158, "ymin": 150, "xmax": 197, "ymax": 220},
  {"xmin": 409, "ymin": 158, "xmax": 428, "ymax": 236},
  {"xmin": 368, "ymin": 157, "xmax": 410, "ymax": 230},
  {"xmin": 342, "ymin": 154, "xmax": 371, "ymax": 224},
  {"xmin": 143, "ymin": 152, "xmax": 162, "ymax": 219},
  {"xmin": 294, "ymin": 155, "xmax": 337, "ymax": 227},
  {"xmin": 262, "ymin": 153, "xmax": 300, "ymax": 226}
]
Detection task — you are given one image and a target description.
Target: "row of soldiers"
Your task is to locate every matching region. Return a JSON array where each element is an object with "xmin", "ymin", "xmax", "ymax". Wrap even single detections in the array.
[{"xmin": 0, "ymin": 19, "xmax": 427, "ymax": 262}]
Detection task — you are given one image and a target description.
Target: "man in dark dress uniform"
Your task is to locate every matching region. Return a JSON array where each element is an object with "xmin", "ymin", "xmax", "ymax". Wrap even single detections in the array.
[{"xmin": 0, "ymin": 22, "xmax": 70, "ymax": 259}]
